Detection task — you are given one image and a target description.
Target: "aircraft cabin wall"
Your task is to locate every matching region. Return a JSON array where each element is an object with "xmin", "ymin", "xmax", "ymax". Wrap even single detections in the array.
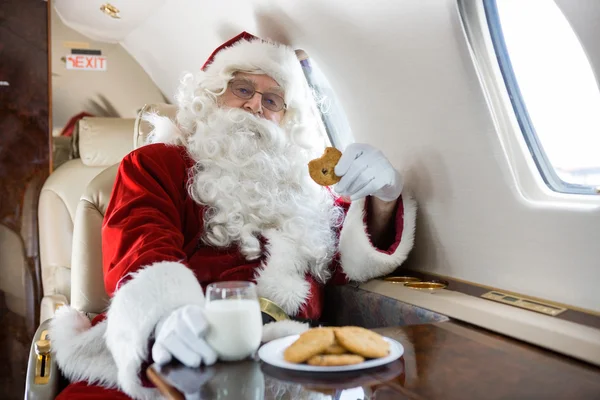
[
  {"xmin": 54, "ymin": 0, "xmax": 600, "ymax": 313},
  {"xmin": 51, "ymin": 7, "xmax": 165, "ymax": 134}
]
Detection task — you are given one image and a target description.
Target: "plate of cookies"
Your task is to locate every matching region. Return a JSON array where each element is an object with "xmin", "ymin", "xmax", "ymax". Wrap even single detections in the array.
[{"xmin": 258, "ymin": 326, "xmax": 404, "ymax": 372}]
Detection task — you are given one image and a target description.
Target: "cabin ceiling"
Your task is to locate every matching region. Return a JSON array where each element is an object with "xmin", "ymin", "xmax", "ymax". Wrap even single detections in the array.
[
  {"xmin": 53, "ymin": 0, "xmax": 600, "ymax": 103},
  {"xmin": 54, "ymin": 0, "xmax": 291, "ymax": 98},
  {"xmin": 54, "ymin": 0, "xmax": 168, "ymax": 43}
]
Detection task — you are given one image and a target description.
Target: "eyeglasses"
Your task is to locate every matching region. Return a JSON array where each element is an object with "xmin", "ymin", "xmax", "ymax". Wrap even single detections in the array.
[{"xmin": 228, "ymin": 80, "xmax": 287, "ymax": 112}]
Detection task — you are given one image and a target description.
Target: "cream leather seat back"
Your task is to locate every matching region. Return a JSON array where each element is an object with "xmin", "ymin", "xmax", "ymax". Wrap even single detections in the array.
[
  {"xmin": 38, "ymin": 117, "xmax": 135, "ymax": 322},
  {"xmin": 70, "ymin": 164, "xmax": 119, "ymax": 315},
  {"xmin": 69, "ymin": 103, "xmax": 178, "ymax": 315}
]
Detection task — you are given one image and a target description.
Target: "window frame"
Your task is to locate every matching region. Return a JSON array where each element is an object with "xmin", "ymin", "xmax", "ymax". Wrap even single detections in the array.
[
  {"xmin": 482, "ymin": 0, "xmax": 596, "ymax": 195},
  {"xmin": 457, "ymin": 0, "xmax": 600, "ymax": 203},
  {"xmin": 298, "ymin": 55, "xmax": 354, "ymax": 150}
]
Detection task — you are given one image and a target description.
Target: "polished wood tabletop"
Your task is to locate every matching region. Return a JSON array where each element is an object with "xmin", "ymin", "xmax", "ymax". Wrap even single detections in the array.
[{"xmin": 147, "ymin": 321, "xmax": 600, "ymax": 399}]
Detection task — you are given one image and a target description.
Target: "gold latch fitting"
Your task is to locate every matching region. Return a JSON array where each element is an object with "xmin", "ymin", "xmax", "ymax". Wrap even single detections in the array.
[{"xmin": 35, "ymin": 339, "xmax": 51, "ymax": 356}]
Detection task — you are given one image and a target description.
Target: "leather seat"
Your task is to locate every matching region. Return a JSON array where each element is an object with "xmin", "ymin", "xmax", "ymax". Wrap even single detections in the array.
[
  {"xmin": 38, "ymin": 117, "xmax": 135, "ymax": 323},
  {"xmin": 69, "ymin": 164, "xmax": 119, "ymax": 315},
  {"xmin": 71, "ymin": 103, "xmax": 178, "ymax": 315},
  {"xmin": 27, "ymin": 104, "xmax": 177, "ymax": 399}
]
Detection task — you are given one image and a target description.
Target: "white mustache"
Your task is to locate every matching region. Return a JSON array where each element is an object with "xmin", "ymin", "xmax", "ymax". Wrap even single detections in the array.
[{"xmin": 204, "ymin": 107, "xmax": 286, "ymax": 149}]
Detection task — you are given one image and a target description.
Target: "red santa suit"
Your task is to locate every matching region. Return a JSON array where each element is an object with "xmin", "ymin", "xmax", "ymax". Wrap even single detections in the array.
[{"xmin": 50, "ymin": 32, "xmax": 416, "ymax": 400}]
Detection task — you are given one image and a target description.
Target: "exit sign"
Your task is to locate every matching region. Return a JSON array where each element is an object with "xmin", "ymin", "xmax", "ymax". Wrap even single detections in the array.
[{"xmin": 66, "ymin": 55, "xmax": 107, "ymax": 71}]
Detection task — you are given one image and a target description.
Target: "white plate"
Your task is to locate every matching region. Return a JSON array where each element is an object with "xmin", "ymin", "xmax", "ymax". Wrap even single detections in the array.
[{"xmin": 258, "ymin": 334, "xmax": 404, "ymax": 372}]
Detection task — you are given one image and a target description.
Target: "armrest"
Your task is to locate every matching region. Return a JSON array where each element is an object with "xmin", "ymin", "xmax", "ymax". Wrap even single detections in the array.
[{"xmin": 25, "ymin": 318, "xmax": 61, "ymax": 400}]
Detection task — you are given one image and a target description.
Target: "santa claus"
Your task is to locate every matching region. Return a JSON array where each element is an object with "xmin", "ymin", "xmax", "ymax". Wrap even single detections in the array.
[{"xmin": 49, "ymin": 32, "xmax": 416, "ymax": 399}]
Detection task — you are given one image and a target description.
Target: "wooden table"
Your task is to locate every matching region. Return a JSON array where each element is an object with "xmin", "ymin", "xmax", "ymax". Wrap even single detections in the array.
[{"xmin": 147, "ymin": 321, "xmax": 600, "ymax": 399}]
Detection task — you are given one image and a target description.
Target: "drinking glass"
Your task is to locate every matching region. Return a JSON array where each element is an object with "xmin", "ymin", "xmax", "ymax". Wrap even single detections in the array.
[{"xmin": 204, "ymin": 281, "xmax": 263, "ymax": 361}]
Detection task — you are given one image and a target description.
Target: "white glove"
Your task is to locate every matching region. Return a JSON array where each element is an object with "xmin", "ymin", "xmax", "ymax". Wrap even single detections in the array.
[
  {"xmin": 334, "ymin": 143, "xmax": 403, "ymax": 202},
  {"xmin": 152, "ymin": 305, "xmax": 218, "ymax": 368}
]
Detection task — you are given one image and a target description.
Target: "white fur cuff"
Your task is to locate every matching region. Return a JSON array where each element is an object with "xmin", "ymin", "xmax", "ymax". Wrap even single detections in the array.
[
  {"xmin": 105, "ymin": 261, "xmax": 205, "ymax": 399},
  {"xmin": 255, "ymin": 231, "xmax": 311, "ymax": 317},
  {"xmin": 261, "ymin": 320, "xmax": 309, "ymax": 343},
  {"xmin": 49, "ymin": 307, "xmax": 117, "ymax": 388},
  {"xmin": 338, "ymin": 193, "xmax": 417, "ymax": 282}
]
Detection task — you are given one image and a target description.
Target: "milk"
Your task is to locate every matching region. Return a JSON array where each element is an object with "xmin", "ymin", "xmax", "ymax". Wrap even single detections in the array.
[{"xmin": 204, "ymin": 299, "xmax": 262, "ymax": 361}]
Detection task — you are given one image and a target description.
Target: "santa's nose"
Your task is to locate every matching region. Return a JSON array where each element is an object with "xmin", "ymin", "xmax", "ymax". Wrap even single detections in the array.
[{"xmin": 243, "ymin": 94, "xmax": 263, "ymax": 115}]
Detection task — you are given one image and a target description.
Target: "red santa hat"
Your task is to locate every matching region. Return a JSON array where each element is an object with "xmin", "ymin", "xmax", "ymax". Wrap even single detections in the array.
[
  {"xmin": 201, "ymin": 32, "xmax": 259, "ymax": 71},
  {"xmin": 200, "ymin": 32, "xmax": 310, "ymax": 116}
]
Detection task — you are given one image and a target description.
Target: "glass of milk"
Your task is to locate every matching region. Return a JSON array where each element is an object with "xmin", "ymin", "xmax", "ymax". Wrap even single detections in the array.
[{"xmin": 204, "ymin": 281, "xmax": 263, "ymax": 361}]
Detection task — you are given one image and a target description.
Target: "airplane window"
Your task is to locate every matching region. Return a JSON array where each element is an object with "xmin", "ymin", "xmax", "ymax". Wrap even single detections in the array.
[
  {"xmin": 297, "ymin": 50, "xmax": 354, "ymax": 150},
  {"xmin": 484, "ymin": 0, "xmax": 600, "ymax": 194}
]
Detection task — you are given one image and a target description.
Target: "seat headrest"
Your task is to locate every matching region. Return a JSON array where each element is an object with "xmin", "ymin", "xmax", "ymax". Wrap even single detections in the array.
[
  {"xmin": 77, "ymin": 117, "xmax": 135, "ymax": 167},
  {"xmin": 134, "ymin": 103, "xmax": 178, "ymax": 149}
]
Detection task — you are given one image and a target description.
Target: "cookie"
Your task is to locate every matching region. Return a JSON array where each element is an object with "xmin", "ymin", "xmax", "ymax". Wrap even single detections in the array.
[
  {"xmin": 307, "ymin": 354, "xmax": 365, "ymax": 366},
  {"xmin": 334, "ymin": 326, "xmax": 390, "ymax": 359},
  {"xmin": 308, "ymin": 147, "xmax": 342, "ymax": 186},
  {"xmin": 323, "ymin": 340, "xmax": 347, "ymax": 355},
  {"xmin": 283, "ymin": 327, "xmax": 335, "ymax": 364}
]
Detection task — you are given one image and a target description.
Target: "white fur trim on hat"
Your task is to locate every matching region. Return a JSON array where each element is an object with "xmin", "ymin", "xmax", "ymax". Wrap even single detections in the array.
[
  {"xmin": 338, "ymin": 193, "xmax": 417, "ymax": 281},
  {"xmin": 202, "ymin": 38, "xmax": 307, "ymax": 108}
]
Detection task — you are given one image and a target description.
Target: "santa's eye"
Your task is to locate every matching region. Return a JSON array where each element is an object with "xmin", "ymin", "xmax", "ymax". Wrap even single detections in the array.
[{"xmin": 230, "ymin": 81, "xmax": 255, "ymax": 99}]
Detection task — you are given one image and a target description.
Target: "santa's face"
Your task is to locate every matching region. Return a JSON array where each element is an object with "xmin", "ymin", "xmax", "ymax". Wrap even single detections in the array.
[
  {"xmin": 218, "ymin": 72, "xmax": 286, "ymax": 124},
  {"xmin": 185, "ymin": 104, "xmax": 341, "ymax": 274}
]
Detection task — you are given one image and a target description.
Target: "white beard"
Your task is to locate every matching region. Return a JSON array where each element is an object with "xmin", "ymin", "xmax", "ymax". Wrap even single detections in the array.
[{"xmin": 184, "ymin": 104, "xmax": 343, "ymax": 282}]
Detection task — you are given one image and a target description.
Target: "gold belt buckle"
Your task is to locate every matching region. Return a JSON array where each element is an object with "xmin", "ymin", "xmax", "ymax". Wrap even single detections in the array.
[{"xmin": 259, "ymin": 297, "xmax": 289, "ymax": 322}]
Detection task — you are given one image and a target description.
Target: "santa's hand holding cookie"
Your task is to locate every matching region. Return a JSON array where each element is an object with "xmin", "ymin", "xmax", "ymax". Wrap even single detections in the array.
[{"xmin": 334, "ymin": 143, "xmax": 404, "ymax": 202}]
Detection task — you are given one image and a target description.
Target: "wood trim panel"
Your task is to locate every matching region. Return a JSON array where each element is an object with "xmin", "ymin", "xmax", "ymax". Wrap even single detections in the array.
[{"xmin": 0, "ymin": 0, "xmax": 51, "ymax": 337}]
